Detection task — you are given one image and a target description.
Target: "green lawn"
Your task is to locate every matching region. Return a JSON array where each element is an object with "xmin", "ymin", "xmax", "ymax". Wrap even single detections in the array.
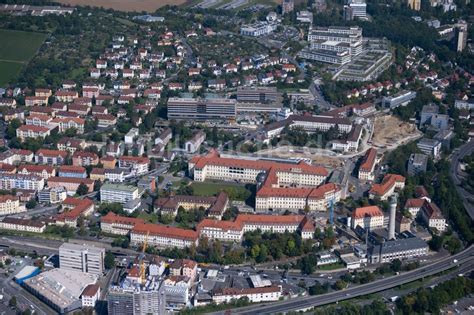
[
  {"xmin": 137, "ymin": 212, "xmax": 159, "ymax": 223},
  {"xmin": 190, "ymin": 181, "xmax": 253, "ymax": 201},
  {"xmin": 0, "ymin": 29, "xmax": 48, "ymax": 62},
  {"xmin": 317, "ymin": 262, "xmax": 345, "ymax": 270},
  {"xmin": 0, "ymin": 61, "xmax": 23, "ymax": 86},
  {"xmin": 0, "ymin": 29, "xmax": 48, "ymax": 85}
]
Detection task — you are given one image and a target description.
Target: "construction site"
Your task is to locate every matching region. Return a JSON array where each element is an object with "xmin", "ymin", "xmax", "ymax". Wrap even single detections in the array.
[{"xmin": 371, "ymin": 115, "xmax": 422, "ymax": 150}]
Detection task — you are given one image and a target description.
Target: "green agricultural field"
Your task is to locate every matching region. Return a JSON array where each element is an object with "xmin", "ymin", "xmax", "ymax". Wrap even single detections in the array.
[
  {"xmin": 0, "ymin": 61, "xmax": 23, "ymax": 86},
  {"xmin": 0, "ymin": 29, "xmax": 48, "ymax": 85}
]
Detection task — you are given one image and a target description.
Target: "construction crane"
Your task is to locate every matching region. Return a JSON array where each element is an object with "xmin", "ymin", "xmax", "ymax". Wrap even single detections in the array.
[{"xmin": 140, "ymin": 231, "xmax": 149, "ymax": 284}]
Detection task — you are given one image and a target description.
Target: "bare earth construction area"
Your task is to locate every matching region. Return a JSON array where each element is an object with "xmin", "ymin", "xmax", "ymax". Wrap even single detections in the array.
[
  {"xmin": 372, "ymin": 114, "xmax": 422, "ymax": 149},
  {"xmin": 57, "ymin": 0, "xmax": 187, "ymax": 12}
]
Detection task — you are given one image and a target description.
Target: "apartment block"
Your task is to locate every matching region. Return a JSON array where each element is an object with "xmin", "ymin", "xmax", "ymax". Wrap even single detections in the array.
[{"xmin": 0, "ymin": 173, "xmax": 45, "ymax": 191}]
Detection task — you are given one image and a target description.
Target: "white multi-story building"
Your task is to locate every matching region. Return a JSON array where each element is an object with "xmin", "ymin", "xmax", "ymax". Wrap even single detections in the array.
[
  {"xmin": 0, "ymin": 195, "xmax": 24, "ymax": 215},
  {"xmin": 240, "ymin": 22, "xmax": 278, "ymax": 37},
  {"xmin": 124, "ymin": 128, "xmax": 139, "ymax": 145},
  {"xmin": 348, "ymin": 0, "xmax": 367, "ymax": 19},
  {"xmin": 59, "ymin": 243, "xmax": 105, "ymax": 275},
  {"xmin": 117, "ymin": 156, "xmax": 149, "ymax": 175},
  {"xmin": 197, "ymin": 214, "xmax": 315, "ymax": 242},
  {"xmin": 0, "ymin": 217, "xmax": 46, "ymax": 233},
  {"xmin": 417, "ymin": 138, "xmax": 442, "ymax": 158},
  {"xmin": 197, "ymin": 219, "xmax": 244, "ymax": 242},
  {"xmin": 307, "ymin": 26, "xmax": 363, "ymax": 56},
  {"xmin": 0, "ymin": 173, "xmax": 45, "ymax": 191},
  {"xmin": 52, "ymin": 117, "xmax": 85, "ymax": 134},
  {"xmin": 100, "ymin": 184, "xmax": 139, "ymax": 204},
  {"xmin": 351, "ymin": 206, "xmax": 384, "ymax": 230},
  {"xmin": 104, "ymin": 169, "xmax": 127, "ymax": 183},
  {"xmin": 16, "ymin": 125, "xmax": 51, "ymax": 140},
  {"xmin": 212, "ymin": 286, "xmax": 282, "ymax": 304},
  {"xmin": 25, "ymin": 114, "xmax": 52, "ymax": 127},
  {"xmin": 81, "ymin": 284, "xmax": 100, "ymax": 308}
]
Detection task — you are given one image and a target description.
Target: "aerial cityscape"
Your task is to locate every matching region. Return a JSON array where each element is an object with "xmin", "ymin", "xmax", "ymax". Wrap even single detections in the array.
[{"xmin": 0, "ymin": 0, "xmax": 472, "ymax": 314}]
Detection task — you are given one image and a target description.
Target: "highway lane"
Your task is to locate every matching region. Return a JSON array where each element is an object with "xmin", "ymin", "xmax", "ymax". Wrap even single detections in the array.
[{"xmin": 214, "ymin": 246, "xmax": 474, "ymax": 315}]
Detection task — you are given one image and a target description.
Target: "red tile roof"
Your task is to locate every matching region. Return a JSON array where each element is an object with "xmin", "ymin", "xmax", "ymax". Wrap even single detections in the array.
[
  {"xmin": 118, "ymin": 156, "xmax": 150, "ymax": 164},
  {"xmin": 72, "ymin": 151, "xmax": 99, "ymax": 159},
  {"xmin": 132, "ymin": 222, "xmax": 199, "ymax": 241},
  {"xmin": 56, "ymin": 197, "xmax": 94, "ymax": 221},
  {"xmin": 369, "ymin": 174, "xmax": 405, "ymax": 196},
  {"xmin": 58, "ymin": 165, "xmax": 86, "ymax": 173},
  {"xmin": 352, "ymin": 206, "xmax": 383, "ymax": 219},
  {"xmin": 192, "ymin": 150, "xmax": 327, "ymax": 176},
  {"xmin": 257, "ymin": 183, "xmax": 339, "ymax": 199},
  {"xmin": 197, "ymin": 214, "xmax": 312, "ymax": 232},
  {"xmin": 81, "ymin": 284, "xmax": 100, "ymax": 297},
  {"xmin": 18, "ymin": 125, "xmax": 50, "ymax": 133},
  {"xmin": 423, "ymin": 202, "xmax": 444, "ymax": 219},
  {"xmin": 18, "ymin": 164, "xmax": 55, "ymax": 173},
  {"xmin": 404, "ymin": 198, "xmax": 426, "ymax": 209},
  {"xmin": 36, "ymin": 149, "xmax": 68, "ymax": 158},
  {"xmin": 101, "ymin": 212, "xmax": 145, "ymax": 226},
  {"xmin": 360, "ymin": 148, "xmax": 377, "ymax": 172},
  {"xmin": 0, "ymin": 195, "xmax": 17, "ymax": 203}
]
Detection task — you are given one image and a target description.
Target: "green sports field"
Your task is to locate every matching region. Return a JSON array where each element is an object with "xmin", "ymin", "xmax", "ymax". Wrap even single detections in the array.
[{"xmin": 0, "ymin": 29, "xmax": 48, "ymax": 86}]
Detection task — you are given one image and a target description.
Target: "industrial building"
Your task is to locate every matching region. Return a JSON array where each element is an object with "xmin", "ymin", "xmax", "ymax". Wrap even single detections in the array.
[
  {"xmin": 368, "ymin": 237, "xmax": 429, "ymax": 263},
  {"xmin": 22, "ymin": 269, "xmax": 98, "ymax": 314}
]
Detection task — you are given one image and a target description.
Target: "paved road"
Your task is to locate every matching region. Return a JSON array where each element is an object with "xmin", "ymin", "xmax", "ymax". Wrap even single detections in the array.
[
  {"xmin": 309, "ymin": 77, "xmax": 333, "ymax": 112},
  {"xmin": 0, "ymin": 235, "xmax": 138, "ymax": 256},
  {"xmin": 211, "ymin": 246, "xmax": 474, "ymax": 314},
  {"xmin": 449, "ymin": 140, "xmax": 474, "ymax": 220},
  {"xmin": 0, "ymin": 258, "xmax": 56, "ymax": 315}
]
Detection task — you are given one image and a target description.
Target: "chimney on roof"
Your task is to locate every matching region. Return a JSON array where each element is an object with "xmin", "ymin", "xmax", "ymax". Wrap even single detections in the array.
[{"xmin": 388, "ymin": 195, "xmax": 397, "ymax": 240}]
